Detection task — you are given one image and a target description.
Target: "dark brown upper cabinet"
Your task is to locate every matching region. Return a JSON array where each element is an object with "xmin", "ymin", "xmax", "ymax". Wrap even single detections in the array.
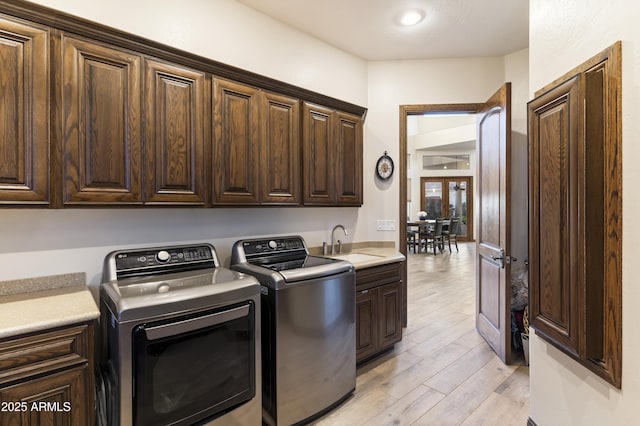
[
  {"xmin": 213, "ymin": 80, "xmax": 303, "ymax": 206},
  {"xmin": 0, "ymin": 2, "xmax": 366, "ymax": 209},
  {"xmin": 303, "ymin": 103, "xmax": 363, "ymax": 206},
  {"xmin": 303, "ymin": 103, "xmax": 334, "ymax": 205},
  {"xmin": 528, "ymin": 42, "xmax": 622, "ymax": 388},
  {"xmin": 260, "ymin": 91, "xmax": 301, "ymax": 205},
  {"xmin": 144, "ymin": 59, "xmax": 208, "ymax": 205},
  {"xmin": 212, "ymin": 78, "xmax": 261, "ymax": 205},
  {"xmin": 0, "ymin": 16, "xmax": 49, "ymax": 205},
  {"xmin": 335, "ymin": 111, "xmax": 363, "ymax": 205},
  {"xmin": 58, "ymin": 35, "xmax": 143, "ymax": 205}
]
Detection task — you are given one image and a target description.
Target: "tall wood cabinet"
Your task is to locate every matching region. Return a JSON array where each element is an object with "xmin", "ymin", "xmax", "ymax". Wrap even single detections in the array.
[
  {"xmin": 529, "ymin": 75, "xmax": 581, "ymax": 357},
  {"xmin": 528, "ymin": 42, "xmax": 622, "ymax": 387},
  {"xmin": 0, "ymin": 16, "xmax": 49, "ymax": 205},
  {"xmin": 58, "ymin": 35, "xmax": 143, "ymax": 205},
  {"xmin": 0, "ymin": 323, "xmax": 95, "ymax": 426}
]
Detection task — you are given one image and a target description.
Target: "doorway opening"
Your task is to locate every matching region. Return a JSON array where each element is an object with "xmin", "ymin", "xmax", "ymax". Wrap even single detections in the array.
[
  {"xmin": 399, "ymin": 103, "xmax": 481, "ymax": 329},
  {"xmin": 400, "ymin": 103, "xmax": 482, "ymax": 257},
  {"xmin": 400, "ymin": 84, "xmax": 516, "ymax": 366}
]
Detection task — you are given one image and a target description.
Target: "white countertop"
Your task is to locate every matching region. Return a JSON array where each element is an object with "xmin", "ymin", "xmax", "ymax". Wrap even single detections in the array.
[
  {"xmin": 0, "ymin": 274, "xmax": 99, "ymax": 340},
  {"xmin": 326, "ymin": 246, "xmax": 405, "ymax": 269}
]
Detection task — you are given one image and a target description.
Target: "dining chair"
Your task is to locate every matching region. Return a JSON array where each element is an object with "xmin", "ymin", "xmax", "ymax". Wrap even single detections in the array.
[
  {"xmin": 417, "ymin": 222, "xmax": 431, "ymax": 253},
  {"xmin": 442, "ymin": 217, "xmax": 460, "ymax": 252},
  {"xmin": 426, "ymin": 219, "xmax": 444, "ymax": 255},
  {"xmin": 407, "ymin": 226, "xmax": 418, "ymax": 253}
]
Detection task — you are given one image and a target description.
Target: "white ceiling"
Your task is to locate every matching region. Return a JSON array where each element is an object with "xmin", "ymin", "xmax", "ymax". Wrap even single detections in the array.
[{"xmin": 236, "ymin": 0, "xmax": 529, "ymax": 61}]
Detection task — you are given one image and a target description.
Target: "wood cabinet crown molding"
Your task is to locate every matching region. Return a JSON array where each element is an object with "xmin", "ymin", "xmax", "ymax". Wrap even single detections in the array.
[{"xmin": 0, "ymin": 0, "xmax": 366, "ymax": 118}]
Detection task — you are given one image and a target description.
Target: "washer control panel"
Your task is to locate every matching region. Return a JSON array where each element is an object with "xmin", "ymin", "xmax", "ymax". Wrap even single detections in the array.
[
  {"xmin": 112, "ymin": 244, "xmax": 217, "ymax": 276},
  {"xmin": 241, "ymin": 237, "xmax": 305, "ymax": 256}
]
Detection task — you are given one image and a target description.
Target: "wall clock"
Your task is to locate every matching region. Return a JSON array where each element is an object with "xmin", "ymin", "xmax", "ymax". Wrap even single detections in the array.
[{"xmin": 375, "ymin": 151, "xmax": 395, "ymax": 180}]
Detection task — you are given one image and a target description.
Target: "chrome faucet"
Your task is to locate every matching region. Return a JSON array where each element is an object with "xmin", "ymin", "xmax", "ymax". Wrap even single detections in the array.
[{"xmin": 330, "ymin": 224, "xmax": 348, "ymax": 255}]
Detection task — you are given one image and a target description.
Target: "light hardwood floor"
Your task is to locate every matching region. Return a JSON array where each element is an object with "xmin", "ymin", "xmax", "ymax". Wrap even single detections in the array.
[{"xmin": 314, "ymin": 242, "xmax": 530, "ymax": 426}]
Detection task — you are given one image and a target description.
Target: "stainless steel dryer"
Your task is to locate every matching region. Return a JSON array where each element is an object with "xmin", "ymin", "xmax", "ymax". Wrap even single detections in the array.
[
  {"xmin": 99, "ymin": 243, "xmax": 261, "ymax": 426},
  {"xmin": 231, "ymin": 236, "xmax": 355, "ymax": 426}
]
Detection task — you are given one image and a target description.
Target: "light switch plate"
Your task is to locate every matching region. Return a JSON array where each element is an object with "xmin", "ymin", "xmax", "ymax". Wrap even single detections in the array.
[{"xmin": 376, "ymin": 219, "xmax": 396, "ymax": 231}]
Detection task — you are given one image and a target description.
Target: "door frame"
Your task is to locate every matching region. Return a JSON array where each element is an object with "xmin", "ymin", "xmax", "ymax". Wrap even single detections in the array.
[
  {"xmin": 399, "ymin": 104, "xmax": 483, "ymax": 327},
  {"xmin": 419, "ymin": 176, "xmax": 474, "ymax": 241}
]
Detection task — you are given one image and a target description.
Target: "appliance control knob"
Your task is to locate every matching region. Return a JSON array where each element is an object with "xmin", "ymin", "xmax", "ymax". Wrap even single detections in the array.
[
  {"xmin": 268, "ymin": 240, "xmax": 277, "ymax": 249},
  {"xmin": 156, "ymin": 250, "xmax": 171, "ymax": 262}
]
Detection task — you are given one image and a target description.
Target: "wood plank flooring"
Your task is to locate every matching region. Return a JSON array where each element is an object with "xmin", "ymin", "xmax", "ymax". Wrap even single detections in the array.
[{"xmin": 314, "ymin": 242, "xmax": 529, "ymax": 426}]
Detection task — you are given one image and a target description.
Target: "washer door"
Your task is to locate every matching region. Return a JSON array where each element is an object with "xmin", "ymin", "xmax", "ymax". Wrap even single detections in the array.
[{"xmin": 132, "ymin": 302, "xmax": 256, "ymax": 425}]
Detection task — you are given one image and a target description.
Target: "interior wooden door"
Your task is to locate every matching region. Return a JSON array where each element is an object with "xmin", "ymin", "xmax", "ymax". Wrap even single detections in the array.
[{"xmin": 476, "ymin": 83, "xmax": 512, "ymax": 364}]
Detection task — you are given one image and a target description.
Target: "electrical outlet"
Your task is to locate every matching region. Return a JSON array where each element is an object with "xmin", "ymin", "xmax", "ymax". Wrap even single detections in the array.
[{"xmin": 376, "ymin": 220, "xmax": 396, "ymax": 231}]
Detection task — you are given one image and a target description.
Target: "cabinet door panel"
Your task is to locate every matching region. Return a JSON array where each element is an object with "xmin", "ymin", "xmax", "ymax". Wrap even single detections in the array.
[
  {"xmin": 335, "ymin": 112, "xmax": 363, "ymax": 205},
  {"xmin": 0, "ymin": 16, "xmax": 49, "ymax": 204},
  {"xmin": 61, "ymin": 36, "xmax": 142, "ymax": 204},
  {"xmin": 378, "ymin": 282, "xmax": 403, "ymax": 348},
  {"xmin": 356, "ymin": 288, "xmax": 378, "ymax": 363},
  {"xmin": 302, "ymin": 103, "xmax": 334, "ymax": 205},
  {"xmin": 261, "ymin": 92, "xmax": 300, "ymax": 204},
  {"xmin": 213, "ymin": 79, "xmax": 259, "ymax": 204},
  {"xmin": 144, "ymin": 60, "xmax": 206, "ymax": 204},
  {"xmin": 528, "ymin": 75, "xmax": 581, "ymax": 356},
  {"xmin": 0, "ymin": 366, "xmax": 91, "ymax": 426}
]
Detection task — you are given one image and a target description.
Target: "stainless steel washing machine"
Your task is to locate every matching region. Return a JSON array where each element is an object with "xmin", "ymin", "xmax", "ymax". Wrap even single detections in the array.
[
  {"xmin": 99, "ymin": 243, "xmax": 261, "ymax": 426},
  {"xmin": 231, "ymin": 236, "xmax": 355, "ymax": 426}
]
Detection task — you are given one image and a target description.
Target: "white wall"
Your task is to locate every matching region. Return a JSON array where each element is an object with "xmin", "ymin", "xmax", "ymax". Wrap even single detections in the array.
[
  {"xmin": 0, "ymin": 0, "xmax": 368, "ymax": 289},
  {"xmin": 407, "ymin": 114, "xmax": 476, "ymax": 223},
  {"xmin": 529, "ymin": 1, "xmax": 640, "ymax": 425},
  {"xmin": 28, "ymin": 0, "xmax": 367, "ymax": 105},
  {"xmin": 367, "ymin": 53, "xmax": 529, "ymax": 247}
]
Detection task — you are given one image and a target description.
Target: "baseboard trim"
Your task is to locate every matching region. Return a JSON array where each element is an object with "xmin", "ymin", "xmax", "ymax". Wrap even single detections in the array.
[{"xmin": 527, "ymin": 417, "xmax": 538, "ymax": 426}]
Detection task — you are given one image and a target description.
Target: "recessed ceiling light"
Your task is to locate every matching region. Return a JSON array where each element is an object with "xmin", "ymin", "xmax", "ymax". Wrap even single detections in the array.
[{"xmin": 399, "ymin": 9, "xmax": 425, "ymax": 26}]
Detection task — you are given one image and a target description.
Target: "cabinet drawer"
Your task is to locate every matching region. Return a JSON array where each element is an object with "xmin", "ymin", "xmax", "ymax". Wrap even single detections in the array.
[
  {"xmin": 0, "ymin": 324, "xmax": 91, "ymax": 385},
  {"xmin": 356, "ymin": 261, "xmax": 402, "ymax": 291}
]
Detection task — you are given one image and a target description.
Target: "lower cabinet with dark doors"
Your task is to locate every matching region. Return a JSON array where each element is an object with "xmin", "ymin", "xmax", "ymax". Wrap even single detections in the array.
[
  {"xmin": 0, "ymin": 322, "xmax": 95, "ymax": 426},
  {"xmin": 355, "ymin": 261, "xmax": 403, "ymax": 364}
]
